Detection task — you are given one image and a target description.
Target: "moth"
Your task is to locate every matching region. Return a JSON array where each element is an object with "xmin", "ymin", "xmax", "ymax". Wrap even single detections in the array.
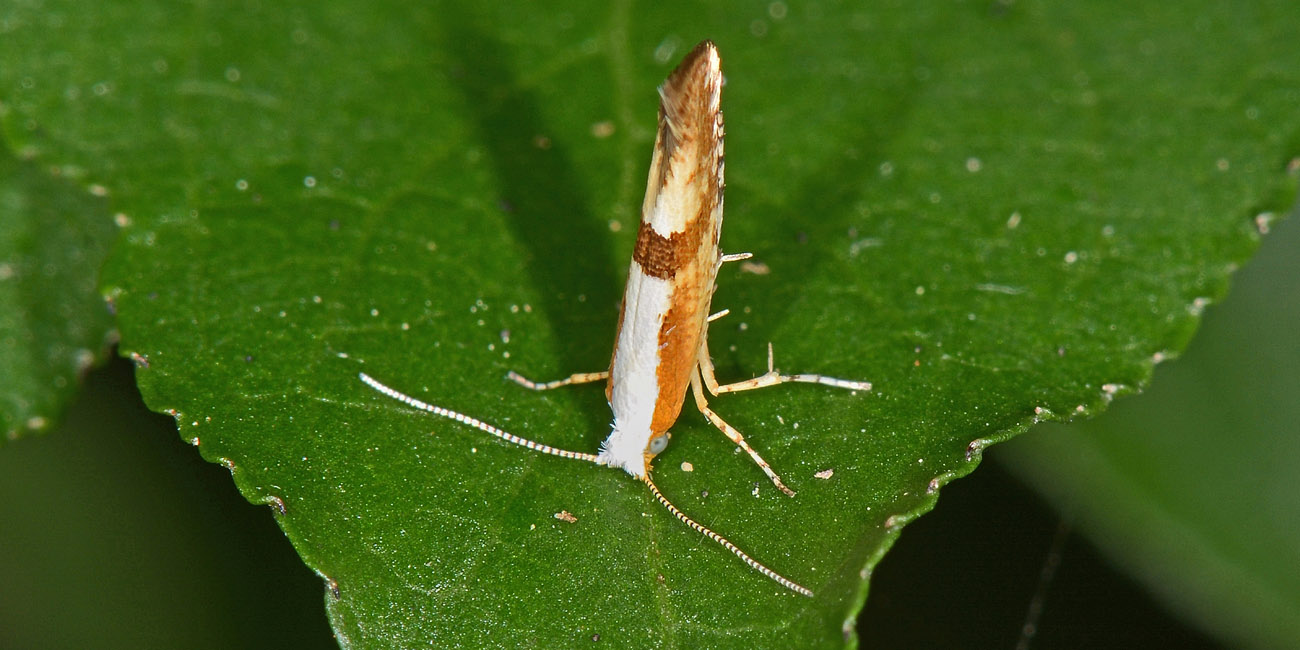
[{"xmin": 361, "ymin": 40, "xmax": 868, "ymax": 597}]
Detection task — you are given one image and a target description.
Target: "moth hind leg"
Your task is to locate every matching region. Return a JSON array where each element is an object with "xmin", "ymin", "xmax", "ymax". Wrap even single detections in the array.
[
  {"xmin": 689, "ymin": 369, "xmax": 796, "ymax": 497},
  {"xmin": 506, "ymin": 370, "xmax": 609, "ymax": 391},
  {"xmin": 700, "ymin": 341, "xmax": 871, "ymax": 396}
]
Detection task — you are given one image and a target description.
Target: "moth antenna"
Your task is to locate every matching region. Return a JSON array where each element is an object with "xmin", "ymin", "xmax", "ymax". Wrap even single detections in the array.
[
  {"xmin": 361, "ymin": 372, "xmax": 811, "ymax": 596},
  {"xmin": 359, "ymin": 373, "xmax": 600, "ymax": 464},
  {"xmin": 641, "ymin": 476, "xmax": 813, "ymax": 597}
]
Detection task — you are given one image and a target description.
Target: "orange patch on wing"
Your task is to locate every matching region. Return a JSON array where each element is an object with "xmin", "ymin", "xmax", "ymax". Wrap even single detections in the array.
[{"xmin": 647, "ymin": 210, "xmax": 716, "ymax": 434}]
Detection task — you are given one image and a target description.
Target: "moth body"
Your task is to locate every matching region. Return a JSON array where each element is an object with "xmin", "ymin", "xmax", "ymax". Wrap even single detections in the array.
[{"xmin": 598, "ymin": 41, "xmax": 725, "ymax": 479}]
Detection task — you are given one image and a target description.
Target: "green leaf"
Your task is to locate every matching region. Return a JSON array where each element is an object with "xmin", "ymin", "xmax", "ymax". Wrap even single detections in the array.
[
  {"xmin": 998, "ymin": 208, "xmax": 1300, "ymax": 648},
  {"xmin": 0, "ymin": 141, "xmax": 116, "ymax": 441},
  {"xmin": 2, "ymin": 1, "xmax": 1296, "ymax": 647}
]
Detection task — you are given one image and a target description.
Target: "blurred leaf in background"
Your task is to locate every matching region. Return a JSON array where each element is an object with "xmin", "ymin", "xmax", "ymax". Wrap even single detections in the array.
[
  {"xmin": 998, "ymin": 206, "xmax": 1300, "ymax": 648},
  {"xmin": 865, "ymin": 204, "xmax": 1299, "ymax": 648},
  {"xmin": 0, "ymin": 144, "xmax": 116, "ymax": 440}
]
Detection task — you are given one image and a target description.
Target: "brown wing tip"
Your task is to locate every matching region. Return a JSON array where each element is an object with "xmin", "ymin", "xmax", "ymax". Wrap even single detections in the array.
[
  {"xmin": 659, "ymin": 40, "xmax": 722, "ymax": 137},
  {"xmin": 665, "ymin": 40, "xmax": 720, "ymax": 91},
  {"xmin": 684, "ymin": 40, "xmax": 719, "ymax": 68}
]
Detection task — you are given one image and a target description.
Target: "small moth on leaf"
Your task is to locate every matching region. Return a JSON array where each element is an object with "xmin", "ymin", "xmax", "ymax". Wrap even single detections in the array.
[{"xmin": 361, "ymin": 40, "xmax": 869, "ymax": 597}]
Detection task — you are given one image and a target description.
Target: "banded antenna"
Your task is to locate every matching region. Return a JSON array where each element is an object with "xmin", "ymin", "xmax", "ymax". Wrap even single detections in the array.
[{"xmin": 357, "ymin": 372, "xmax": 813, "ymax": 597}]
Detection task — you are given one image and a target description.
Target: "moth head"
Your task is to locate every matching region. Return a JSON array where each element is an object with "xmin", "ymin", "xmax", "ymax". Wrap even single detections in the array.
[{"xmin": 643, "ymin": 432, "xmax": 671, "ymax": 466}]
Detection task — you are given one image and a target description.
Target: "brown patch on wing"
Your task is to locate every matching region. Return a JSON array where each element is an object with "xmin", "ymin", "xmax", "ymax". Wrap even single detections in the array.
[
  {"xmin": 632, "ymin": 223, "xmax": 678, "ymax": 280},
  {"xmin": 631, "ymin": 205, "xmax": 715, "ymax": 280}
]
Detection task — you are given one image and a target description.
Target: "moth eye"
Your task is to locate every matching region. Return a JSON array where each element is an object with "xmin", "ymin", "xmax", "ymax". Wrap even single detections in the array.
[{"xmin": 647, "ymin": 433, "xmax": 669, "ymax": 456}]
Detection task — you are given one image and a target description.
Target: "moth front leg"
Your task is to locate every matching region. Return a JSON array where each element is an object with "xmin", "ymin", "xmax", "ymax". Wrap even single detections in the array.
[{"xmin": 507, "ymin": 370, "xmax": 609, "ymax": 391}]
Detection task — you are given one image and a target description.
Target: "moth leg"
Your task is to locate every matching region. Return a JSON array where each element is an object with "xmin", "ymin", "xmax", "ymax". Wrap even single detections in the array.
[
  {"xmin": 718, "ymin": 251, "xmax": 753, "ymax": 265},
  {"xmin": 700, "ymin": 339, "xmax": 871, "ymax": 396},
  {"xmin": 507, "ymin": 370, "xmax": 609, "ymax": 391},
  {"xmin": 690, "ymin": 369, "xmax": 796, "ymax": 497}
]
